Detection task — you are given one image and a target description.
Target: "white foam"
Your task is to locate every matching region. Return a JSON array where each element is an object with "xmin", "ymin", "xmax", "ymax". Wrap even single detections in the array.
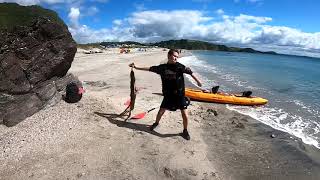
[
  {"xmin": 179, "ymin": 55, "xmax": 235, "ymax": 90},
  {"xmin": 179, "ymin": 55, "xmax": 264, "ymax": 91},
  {"xmin": 181, "ymin": 53, "xmax": 320, "ymax": 149},
  {"xmin": 179, "ymin": 55, "xmax": 218, "ymax": 73},
  {"xmin": 180, "ymin": 54, "xmax": 264, "ymax": 91},
  {"xmin": 224, "ymin": 93, "xmax": 320, "ymax": 150},
  {"xmin": 226, "ymin": 105, "xmax": 320, "ymax": 149},
  {"xmin": 293, "ymin": 100, "xmax": 320, "ymax": 117},
  {"xmin": 179, "ymin": 55, "xmax": 218, "ymax": 89}
]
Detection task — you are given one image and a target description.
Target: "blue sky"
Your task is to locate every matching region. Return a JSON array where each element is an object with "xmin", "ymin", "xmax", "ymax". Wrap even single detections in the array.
[{"xmin": 1, "ymin": 0, "xmax": 320, "ymax": 57}]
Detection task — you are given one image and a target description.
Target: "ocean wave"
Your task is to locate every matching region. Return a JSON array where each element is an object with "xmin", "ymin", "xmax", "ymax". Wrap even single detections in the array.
[
  {"xmin": 226, "ymin": 104, "xmax": 320, "ymax": 149},
  {"xmin": 293, "ymin": 100, "xmax": 320, "ymax": 117},
  {"xmin": 184, "ymin": 51, "xmax": 320, "ymax": 150},
  {"xmin": 179, "ymin": 54, "xmax": 264, "ymax": 91},
  {"xmin": 179, "ymin": 55, "xmax": 218, "ymax": 89},
  {"xmin": 179, "ymin": 55, "xmax": 218, "ymax": 73}
]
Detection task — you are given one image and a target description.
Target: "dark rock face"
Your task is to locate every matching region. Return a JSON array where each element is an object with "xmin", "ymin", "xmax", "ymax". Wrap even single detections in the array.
[
  {"xmin": 0, "ymin": 74, "xmax": 81, "ymax": 127},
  {"xmin": 0, "ymin": 18, "xmax": 76, "ymax": 94},
  {"xmin": 0, "ymin": 16, "xmax": 79, "ymax": 127},
  {"xmin": 1, "ymin": 93, "xmax": 43, "ymax": 126}
]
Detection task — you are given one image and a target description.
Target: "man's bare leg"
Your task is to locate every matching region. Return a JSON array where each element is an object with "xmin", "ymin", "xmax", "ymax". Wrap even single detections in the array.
[
  {"xmin": 181, "ymin": 109, "xmax": 190, "ymax": 140},
  {"xmin": 150, "ymin": 108, "xmax": 166, "ymax": 131},
  {"xmin": 181, "ymin": 109, "xmax": 188, "ymax": 129}
]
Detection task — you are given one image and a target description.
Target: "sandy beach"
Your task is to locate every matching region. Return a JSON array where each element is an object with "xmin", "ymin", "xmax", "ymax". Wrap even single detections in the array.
[{"xmin": 1, "ymin": 48, "xmax": 320, "ymax": 180}]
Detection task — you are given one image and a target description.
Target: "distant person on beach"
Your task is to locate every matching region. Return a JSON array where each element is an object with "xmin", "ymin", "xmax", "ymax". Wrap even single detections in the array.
[{"xmin": 129, "ymin": 49, "xmax": 202, "ymax": 140}]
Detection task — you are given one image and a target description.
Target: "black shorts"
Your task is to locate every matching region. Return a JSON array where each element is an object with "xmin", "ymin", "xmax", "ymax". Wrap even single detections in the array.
[{"xmin": 160, "ymin": 95, "xmax": 189, "ymax": 111}]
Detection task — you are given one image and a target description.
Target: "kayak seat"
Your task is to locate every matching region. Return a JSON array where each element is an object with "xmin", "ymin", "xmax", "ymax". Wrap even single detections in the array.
[
  {"xmin": 211, "ymin": 86, "xmax": 220, "ymax": 94},
  {"xmin": 235, "ymin": 91, "xmax": 252, "ymax": 97}
]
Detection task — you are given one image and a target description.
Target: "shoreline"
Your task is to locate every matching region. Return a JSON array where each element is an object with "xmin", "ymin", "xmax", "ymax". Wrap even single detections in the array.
[
  {"xmin": 183, "ymin": 49, "xmax": 320, "ymax": 151},
  {"xmin": 183, "ymin": 50, "xmax": 320, "ymax": 179},
  {"xmin": 185, "ymin": 76, "xmax": 320, "ymax": 179},
  {"xmin": 0, "ymin": 48, "xmax": 319, "ymax": 179},
  {"xmin": 198, "ymin": 102, "xmax": 320, "ymax": 179}
]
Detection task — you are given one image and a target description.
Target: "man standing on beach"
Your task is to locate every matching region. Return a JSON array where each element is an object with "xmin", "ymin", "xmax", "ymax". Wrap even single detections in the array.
[{"xmin": 129, "ymin": 49, "xmax": 202, "ymax": 140}]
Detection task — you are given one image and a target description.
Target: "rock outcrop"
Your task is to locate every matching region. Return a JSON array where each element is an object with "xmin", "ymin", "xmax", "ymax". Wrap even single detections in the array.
[{"xmin": 0, "ymin": 3, "xmax": 79, "ymax": 127}]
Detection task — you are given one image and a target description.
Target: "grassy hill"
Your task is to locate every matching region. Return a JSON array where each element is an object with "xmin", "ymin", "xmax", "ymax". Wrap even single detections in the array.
[
  {"xmin": 0, "ymin": 3, "xmax": 65, "ymax": 31},
  {"xmin": 151, "ymin": 39, "xmax": 277, "ymax": 54},
  {"xmin": 151, "ymin": 39, "xmax": 229, "ymax": 51},
  {"xmin": 100, "ymin": 41, "xmax": 145, "ymax": 47},
  {"xmin": 98, "ymin": 39, "xmax": 277, "ymax": 55}
]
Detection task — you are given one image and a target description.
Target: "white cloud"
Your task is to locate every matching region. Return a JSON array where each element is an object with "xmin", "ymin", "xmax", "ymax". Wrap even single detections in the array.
[
  {"xmin": 86, "ymin": 6, "xmax": 99, "ymax": 16},
  {"xmin": 128, "ymin": 10, "xmax": 212, "ymax": 39},
  {"xmin": 254, "ymin": 26, "xmax": 320, "ymax": 49},
  {"xmin": 215, "ymin": 9, "xmax": 224, "ymax": 15},
  {"xmin": 235, "ymin": 14, "xmax": 272, "ymax": 24},
  {"xmin": 68, "ymin": 25, "xmax": 135, "ymax": 43},
  {"xmin": 68, "ymin": 7, "xmax": 80, "ymax": 28},
  {"xmin": 112, "ymin": 19, "xmax": 122, "ymax": 26},
  {"xmin": 0, "ymin": 0, "xmax": 39, "ymax": 5},
  {"xmin": 2, "ymin": 1, "xmax": 318, "ymax": 57},
  {"xmin": 133, "ymin": 2, "xmax": 146, "ymax": 11},
  {"xmin": 43, "ymin": 0, "xmax": 66, "ymax": 3},
  {"xmin": 222, "ymin": 15, "xmax": 230, "ymax": 20},
  {"xmin": 9, "ymin": 5, "xmax": 310, "ymax": 57}
]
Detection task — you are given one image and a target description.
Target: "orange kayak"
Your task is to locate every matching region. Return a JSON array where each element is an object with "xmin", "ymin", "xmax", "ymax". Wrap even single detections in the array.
[{"xmin": 185, "ymin": 88, "xmax": 268, "ymax": 106}]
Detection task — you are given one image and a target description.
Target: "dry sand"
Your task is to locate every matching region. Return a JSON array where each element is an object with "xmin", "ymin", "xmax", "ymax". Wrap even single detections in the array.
[{"xmin": 1, "ymin": 48, "xmax": 320, "ymax": 180}]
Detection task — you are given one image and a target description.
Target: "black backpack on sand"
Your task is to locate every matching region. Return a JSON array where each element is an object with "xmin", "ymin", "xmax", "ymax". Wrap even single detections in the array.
[{"xmin": 65, "ymin": 82, "xmax": 84, "ymax": 103}]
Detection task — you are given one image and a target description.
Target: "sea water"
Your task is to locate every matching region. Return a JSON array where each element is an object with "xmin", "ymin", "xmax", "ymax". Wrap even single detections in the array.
[{"xmin": 179, "ymin": 51, "xmax": 320, "ymax": 149}]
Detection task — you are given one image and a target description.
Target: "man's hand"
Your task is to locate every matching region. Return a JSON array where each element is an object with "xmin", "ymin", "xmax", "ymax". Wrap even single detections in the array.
[
  {"xmin": 129, "ymin": 63, "xmax": 135, "ymax": 68},
  {"xmin": 128, "ymin": 63, "xmax": 150, "ymax": 71},
  {"xmin": 202, "ymin": 89, "xmax": 210, "ymax": 93},
  {"xmin": 190, "ymin": 73, "xmax": 203, "ymax": 88}
]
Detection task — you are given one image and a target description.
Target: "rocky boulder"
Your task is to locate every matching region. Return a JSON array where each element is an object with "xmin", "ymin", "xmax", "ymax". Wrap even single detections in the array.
[{"xmin": 0, "ymin": 3, "xmax": 79, "ymax": 127}]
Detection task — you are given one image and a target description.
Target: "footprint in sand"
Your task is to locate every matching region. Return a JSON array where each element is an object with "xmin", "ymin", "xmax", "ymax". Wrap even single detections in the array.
[
  {"xmin": 83, "ymin": 80, "xmax": 111, "ymax": 90},
  {"xmin": 183, "ymin": 168, "xmax": 198, "ymax": 176},
  {"xmin": 163, "ymin": 167, "xmax": 198, "ymax": 179},
  {"xmin": 203, "ymin": 172, "xmax": 218, "ymax": 180},
  {"xmin": 131, "ymin": 130, "xmax": 144, "ymax": 137},
  {"xmin": 183, "ymin": 148, "xmax": 196, "ymax": 156}
]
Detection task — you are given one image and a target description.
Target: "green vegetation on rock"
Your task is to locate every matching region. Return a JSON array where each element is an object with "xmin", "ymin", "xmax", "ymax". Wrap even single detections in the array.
[{"xmin": 0, "ymin": 3, "xmax": 65, "ymax": 31}]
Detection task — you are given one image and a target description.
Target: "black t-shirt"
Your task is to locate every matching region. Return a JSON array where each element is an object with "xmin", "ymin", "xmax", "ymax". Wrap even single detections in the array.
[{"xmin": 149, "ymin": 62, "xmax": 193, "ymax": 96}]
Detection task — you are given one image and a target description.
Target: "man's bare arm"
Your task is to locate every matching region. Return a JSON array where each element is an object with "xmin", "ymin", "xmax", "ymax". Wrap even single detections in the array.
[
  {"xmin": 129, "ymin": 63, "xmax": 150, "ymax": 71},
  {"xmin": 190, "ymin": 73, "xmax": 211, "ymax": 92},
  {"xmin": 190, "ymin": 73, "xmax": 202, "ymax": 87}
]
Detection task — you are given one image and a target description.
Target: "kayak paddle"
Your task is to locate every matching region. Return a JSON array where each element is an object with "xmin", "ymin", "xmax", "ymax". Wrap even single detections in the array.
[{"xmin": 130, "ymin": 107, "xmax": 156, "ymax": 120}]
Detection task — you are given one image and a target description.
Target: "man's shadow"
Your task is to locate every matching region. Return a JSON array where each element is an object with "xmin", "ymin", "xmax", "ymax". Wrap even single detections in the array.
[{"xmin": 94, "ymin": 112, "xmax": 181, "ymax": 138}]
